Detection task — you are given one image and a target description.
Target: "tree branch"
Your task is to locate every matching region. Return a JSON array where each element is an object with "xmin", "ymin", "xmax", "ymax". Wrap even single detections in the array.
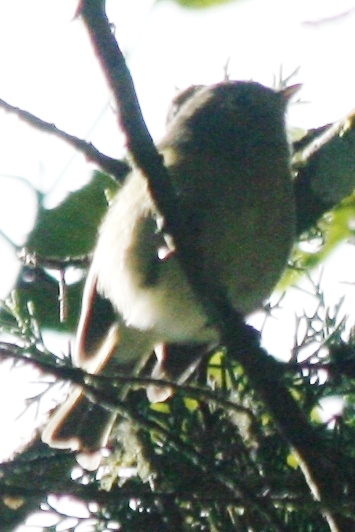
[
  {"xmin": 294, "ymin": 110, "xmax": 355, "ymax": 235},
  {"xmin": 0, "ymin": 97, "xmax": 130, "ymax": 182}
]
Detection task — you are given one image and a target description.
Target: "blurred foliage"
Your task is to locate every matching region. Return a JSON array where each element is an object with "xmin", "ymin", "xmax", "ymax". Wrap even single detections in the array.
[
  {"xmin": 279, "ymin": 192, "xmax": 355, "ymax": 292},
  {"xmin": 162, "ymin": 0, "xmax": 238, "ymax": 9},
  {"xmin": 1, "ymin": 270, "xmax": 355, "ymax": 530},
  {"xmin": 277, "ymin": 112, "xmax": 355, "ymax": 293},
  {"xmin": 0, "ymin": 172, "xmax": 118, "ymax": 333},
  {"xmin": 27, "ymin": 171, "xmax": 117, "ymax": 258}
]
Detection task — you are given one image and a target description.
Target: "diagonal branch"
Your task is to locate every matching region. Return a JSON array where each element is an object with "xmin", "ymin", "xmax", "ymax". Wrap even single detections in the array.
[{"xmin": 0, "ymin": 97, "xmax": 130, "ymax": 182}]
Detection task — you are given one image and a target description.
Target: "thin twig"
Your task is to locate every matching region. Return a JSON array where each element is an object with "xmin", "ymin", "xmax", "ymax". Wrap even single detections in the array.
[
  {"xmin": 0, "ymin": 340, "xmax": 284, "ymax": 529},
  {"xmin": 0, "ymin": 340, "xmax": 254, "ymax": 422},
  {"xmin": 292, "ymin": 111, "xmax": 355, "ymax": 169}
]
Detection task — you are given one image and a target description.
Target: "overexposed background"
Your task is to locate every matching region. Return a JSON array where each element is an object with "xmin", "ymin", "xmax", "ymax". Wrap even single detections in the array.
[{"xmin": 1, "ymin": 1, "xmax": 355, "ymax": 526}]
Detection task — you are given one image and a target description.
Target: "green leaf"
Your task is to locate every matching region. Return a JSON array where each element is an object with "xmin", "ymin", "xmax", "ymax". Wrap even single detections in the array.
[
  {"xmin": 5, "ymin": 172, "xmax": 119, "ymax": 331},
  {"xmin": 27, "ymin": 171, "xmax": 118, "ymax": 257},
  {"xmin": 278, "ymin": 193, "xmax": 355, "ymax": 291},
  {"xmin": 163, "ymin": 0, "xmax": 237, "ymax": 8}
]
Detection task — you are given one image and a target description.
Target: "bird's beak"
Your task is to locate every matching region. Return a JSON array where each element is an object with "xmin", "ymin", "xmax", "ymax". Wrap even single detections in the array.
[{"xmin": 279, "ymin": 83, "xmax": 302, "ymax": 103}]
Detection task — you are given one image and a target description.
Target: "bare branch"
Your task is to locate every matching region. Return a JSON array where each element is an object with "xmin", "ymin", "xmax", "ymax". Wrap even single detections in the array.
[{"xmin": 0, "ymin": 97, "xmax": 130, "ymax": 182}]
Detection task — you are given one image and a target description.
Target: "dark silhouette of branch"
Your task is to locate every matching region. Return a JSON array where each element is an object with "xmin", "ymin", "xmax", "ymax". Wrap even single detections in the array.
[
  {"xmin": 0, "ymin": 97, "xmax": 130, "ymax": 182},
  {"xmin": 0, "ymin": 340, "xmax": 255, "ymax": 419},
  {"xmin": 294, "ymin": 110, "xmax": 355, "ymax": 235}
]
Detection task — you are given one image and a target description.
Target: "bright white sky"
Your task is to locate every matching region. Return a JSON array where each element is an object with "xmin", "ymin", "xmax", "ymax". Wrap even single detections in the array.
[{"xmin": 1, "ymin": 0, "xmax": 355, "ymax": 527}]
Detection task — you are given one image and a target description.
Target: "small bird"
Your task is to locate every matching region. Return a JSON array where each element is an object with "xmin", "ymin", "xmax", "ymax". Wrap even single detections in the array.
[{"xmin": 42, "ymin": 80, "xmax": 297, "ymax": 467}]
